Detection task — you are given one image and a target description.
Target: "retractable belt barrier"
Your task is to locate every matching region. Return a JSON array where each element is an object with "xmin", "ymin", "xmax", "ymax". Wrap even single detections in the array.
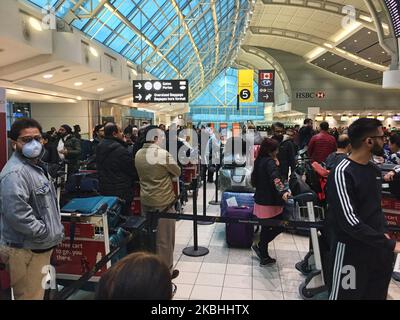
[{"xmin": 53, "ymin": 209, "xmax": 400, "ymax": 300}]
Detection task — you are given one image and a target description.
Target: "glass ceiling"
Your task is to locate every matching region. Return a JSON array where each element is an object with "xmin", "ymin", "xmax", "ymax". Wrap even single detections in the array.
[
  {"xmin": 27, "ymin": 0, "xmax": 251, "ymax": 99},
  {"xmin": 189, "ymin": 68, "xmax": 265, "ymax": 123}
]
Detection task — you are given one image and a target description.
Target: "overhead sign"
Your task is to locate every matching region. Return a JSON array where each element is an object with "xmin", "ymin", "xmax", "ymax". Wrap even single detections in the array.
[
  {"xmin": 258, "ymin": 70, "xmax": 275, "ymax": 103},
  {"xmin": 295, "ymin": 91, "xmax": 326, "ymax": 99},
  {"xmin": 133, "ymin": 80, "xmax": 188, "ymax": 103},
  {"xmin": 238, "ymin": 70, "xmax": 254, "ymax": 103}
]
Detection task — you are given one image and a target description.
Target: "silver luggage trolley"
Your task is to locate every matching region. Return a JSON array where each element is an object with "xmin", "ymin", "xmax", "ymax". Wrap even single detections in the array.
[{"xmin": 292, "ymin": 193, "xmax": 328, "ymax": 300}]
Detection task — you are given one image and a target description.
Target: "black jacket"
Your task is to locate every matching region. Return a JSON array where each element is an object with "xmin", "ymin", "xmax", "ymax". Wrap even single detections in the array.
[
  {"xmin": 325, "ymin": 152, "xmax": 348, "ymax": 170},
  {"xmin": 298, "ymin": 126, "xmax": 315, "ymax": 149},
  {"xmin": 326, "ymin": 158, "xmax": 395, "ymax": 251},
  {"xmin": 278, "ymin": 139, "xmax": 297, "ymax": 180},
  {"xmin": 253, "ymin": 156, "xmax": 288, "ymax": 206},
  {"xmin": 96, "ymin": 137, "xmax": 136, "ymax": 195}
]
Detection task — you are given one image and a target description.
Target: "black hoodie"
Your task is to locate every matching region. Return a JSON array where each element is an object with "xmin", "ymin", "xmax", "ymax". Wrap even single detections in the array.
[{"xmin": 96, "ymin": 137, "xmax": 136, "ymax": 194}]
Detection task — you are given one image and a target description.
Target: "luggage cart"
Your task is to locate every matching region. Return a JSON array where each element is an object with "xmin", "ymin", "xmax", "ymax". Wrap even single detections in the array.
[
  {"xmin": 291, "ymin": 193, "xmax": 328, "ymax": 300},
  {"xmin": 52, "ymin": 197, "xmax": 125, "ymax": 286}
]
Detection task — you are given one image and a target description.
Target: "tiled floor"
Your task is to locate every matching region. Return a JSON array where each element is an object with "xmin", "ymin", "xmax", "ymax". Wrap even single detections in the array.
[{"xmin": 173, "ymin": 183, "xmax": 400, "ymax": 300}]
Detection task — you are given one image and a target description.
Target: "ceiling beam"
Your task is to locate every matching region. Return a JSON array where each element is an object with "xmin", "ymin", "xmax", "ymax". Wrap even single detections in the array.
[
  {"xmin": 249, "ymin": 27, "xmax": 388, "ymax": 71},
  {"xmin": 260, "ymin": 0, "xmax": 376, "ymax": 30},
  {"xmin": 169, "ymin": 0, "xmax": 205, "ymax": 88}
]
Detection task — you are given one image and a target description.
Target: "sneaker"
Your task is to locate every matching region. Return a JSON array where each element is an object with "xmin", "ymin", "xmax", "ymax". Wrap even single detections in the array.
[
  {"xmin": 260, "ymin": 256, "xmax": 277, "ymax": 266},
  {"xmin": 171, "ymin": 269, "xmax": 180, "ymax": 280},
  {"xmin": 252, "ymin": 244, "xmax": 263, "ymax": 261}
]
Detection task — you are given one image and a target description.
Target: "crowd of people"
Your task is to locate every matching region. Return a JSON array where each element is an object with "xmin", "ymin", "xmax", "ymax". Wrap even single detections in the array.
[{"xmin": 1, "ymin": 116, "xmax": 400, "ymax": 300}]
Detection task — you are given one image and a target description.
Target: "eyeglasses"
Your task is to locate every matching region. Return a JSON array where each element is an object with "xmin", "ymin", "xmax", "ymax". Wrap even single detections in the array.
[
  {"xmin": 17, "ymin": 135, "xmax": 42, "ymax": 143},
  {"xmin": 368, "ymin": 135, "xmax": 385, "ymax": 140},
  {"xmin": 172, "ymin": 282, "xmax": 177, "ymax": 298}
]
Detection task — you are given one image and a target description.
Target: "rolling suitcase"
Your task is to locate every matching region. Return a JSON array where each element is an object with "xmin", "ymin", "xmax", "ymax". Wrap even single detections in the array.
[
  {"xmin": 225, "ymin": 206, "xmax": 254, "ymax": 248},
  {"xmin": 221, "ymin": 191, "xmax": 254, "ymax": 217}
]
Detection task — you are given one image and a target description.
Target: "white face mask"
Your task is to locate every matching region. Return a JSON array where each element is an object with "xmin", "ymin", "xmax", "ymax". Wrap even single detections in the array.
[{"xmin": 22, "ymin": 139, "xmax": 43, "ymax": 159}]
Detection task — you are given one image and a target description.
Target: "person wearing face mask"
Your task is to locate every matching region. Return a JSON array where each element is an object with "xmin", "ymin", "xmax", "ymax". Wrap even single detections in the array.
[
  {"xmin": 0, "ymin": 118, "xmax": 64, "ymax": 300},
  {"xmin": 326, "ymin": 118, "xmax": 400, "ymax": 300},
  {"xmin": 96, "ymin": 123, "xmax": 136, "ymax": 216},
  {"xmin": 134, "ymin": 125, "xmax": 181, "ymax": 280},
  {"xmin": 57, "ymin": 124, "xmax": 81, "ymax": 176}
]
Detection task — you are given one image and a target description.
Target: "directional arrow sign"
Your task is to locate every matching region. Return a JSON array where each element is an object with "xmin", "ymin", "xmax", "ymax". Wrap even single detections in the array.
[{"xmin": 133, "ymin": 80, "xmax": 189, "ymax": 103}]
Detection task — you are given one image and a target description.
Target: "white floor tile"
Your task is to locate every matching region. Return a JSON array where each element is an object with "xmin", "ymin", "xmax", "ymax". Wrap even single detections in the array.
[
  {"xmin": 174, "ymin": 284, "xmax": 193, "ymax": 299},
  {"xmin": 253, "ymin": 277, "xmax": 282, "ymax": 291},
  {"xmin": 176, "ymin": 261, "xmax": 202, "ymax": 273},
  {"xmin": 221, "ymin": 288, "xmax": 252, "ymax": 300},
  {"xmin": 253, "ymin": 290, "xmax": 284, "ymax": 300},
  {"xmin": 190, "ymin": 285, "xmax": 222, "ymax": 300},
  {"xmin": 199, "ymin": 262, "xmax": 227, "ymax": 274},
  {"xmin": 196, "ymin": 273, "xmax": 225, "ymax": 287},
  {"xmin": 283, "ymin": 292, "xmax": 302, "ymax": 300},
  {"xmin": 224, "ymin": 275, "xmax": 252, "ymax": 289},
  {"xmin": 281, "ymin": 279, "xmax": 303, "ymax": 293},
  {"xmin": 253, "ymin": 266, "xmax": 280, "ymax": 279},
  {"xmin": 174, "ymin": 272, "xmax": 199, "ymax": 285},
  {"xmin": 274, "ymin": 242, "xmax": 298, "ymax": 251},
  {"xmin": 226, "ymin": 264, "xmax": 252, "ymax": 276}
]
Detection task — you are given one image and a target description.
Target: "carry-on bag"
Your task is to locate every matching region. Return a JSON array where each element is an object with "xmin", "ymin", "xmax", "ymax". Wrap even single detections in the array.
[{"xmin": 225, "ymin": 206, "xmax": 254, "ymax": 248}]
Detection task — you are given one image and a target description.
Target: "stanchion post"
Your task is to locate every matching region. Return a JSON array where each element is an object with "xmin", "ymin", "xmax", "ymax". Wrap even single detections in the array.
[
  {"xmin": 183, "ymin": 178, "xmax": 209, "ymax": 257},
  {"xmin": 198, "ymin": 165, "xmax": 214, "ymax": 225},
  {"xmin": 209, "ymin": 165, "xmax": 221, "ymax": 205}
]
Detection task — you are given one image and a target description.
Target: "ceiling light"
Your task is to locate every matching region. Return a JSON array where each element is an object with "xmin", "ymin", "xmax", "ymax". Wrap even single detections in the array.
[
  {"xmin": 360, "ymin": 15, "xmax": 373, "ymax": 22},
  {"xmin": 77, "ymin": 96, "xmax": 82, "ymax": 100},
  {"xmin": 43, "ymin": 74, "xmax": 54, "ymax": 79},
  {"xmin": 322, "ymin": 58, "xmax": 326, "ymax": 61},
  {"xmin": 368, "ymin": 57, "xmax": 371, "ymax": 60},
  {"xmin": 97, "ymin": 88, "xmax": 104, "ymax": 92},
  {"xmin": 74, "ymin": 82, "xmax": 83, "ymax": 86},
  {"xmin": 366, "ymin": 75, "xmax": 369, "ymax": 77},
  {"xmin": 382, "ymin": 51, "xmax": 386, "ymax": 54},
  {"xmin": 29, "ymin": 17, "xmax": 42, "ymax": 31},
  {"xmin": 354, "ymin": 63, "xmax": 358, "ymax": 66},
  {"xmin": 354, "ymin": 39, "xmax": 358, "ymax": 43},
  {"xmin": 344, "ymin": 67, "xmax": 347, "ymax": 70},
  {"xmin": 89, "ymin": 47, "xmax": 99, "ymax": 57},
  {"xmin": 368, "ymin": 31, "xmax": 371, "ymax": 34}
]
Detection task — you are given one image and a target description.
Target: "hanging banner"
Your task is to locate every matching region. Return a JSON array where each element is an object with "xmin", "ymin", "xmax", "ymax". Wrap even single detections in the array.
[
  {"xmin": 258, "ymin": 70, "xmax": 275, "ymax": 103},
  {"xmin": 238, "ymin": 69, "xmax": 254, "ymax": 103}
]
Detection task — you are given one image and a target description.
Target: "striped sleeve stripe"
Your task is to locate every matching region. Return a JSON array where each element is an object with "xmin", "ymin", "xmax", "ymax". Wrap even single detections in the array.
[
  {"xmin": 339, "ymin": 161, "xmax": 360, "ymax": 225},
  {"xmin": 334, "ymin": 159, "xmax": 359, "ymax": 226},
  {"xmin": 329, "ymin": 242, "xmax": 345, "ymax": 300},
  {"xmin": 329, "ymin": 242, "xmax": 346, "ymax": 300}
]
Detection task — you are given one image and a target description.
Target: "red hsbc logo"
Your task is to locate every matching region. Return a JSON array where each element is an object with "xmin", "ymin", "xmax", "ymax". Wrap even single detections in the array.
[
  {"xmin": 296, "ymin": 91, "xmax": 326, "ymax": 99},
  {"xmin": 316, "ymin": 91, "xmax": 326, "ymax": 99}
]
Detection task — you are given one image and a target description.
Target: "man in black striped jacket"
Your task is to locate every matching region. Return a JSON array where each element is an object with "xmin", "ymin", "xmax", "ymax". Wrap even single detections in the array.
[{"xmin": 326, "ymin": 118, "xmax": 400, "ymax": 300}]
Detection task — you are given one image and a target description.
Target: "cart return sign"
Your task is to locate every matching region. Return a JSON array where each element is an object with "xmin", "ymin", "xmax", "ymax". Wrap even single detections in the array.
[{"xmin": 133, "ymin": 80, "xmax": 189, "ymax": 103}]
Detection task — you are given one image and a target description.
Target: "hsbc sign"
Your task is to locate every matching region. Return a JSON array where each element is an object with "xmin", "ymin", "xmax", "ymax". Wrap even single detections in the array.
[{"xmin": 296, "ymin": 91, "xmax": 326, "ymax": 99}]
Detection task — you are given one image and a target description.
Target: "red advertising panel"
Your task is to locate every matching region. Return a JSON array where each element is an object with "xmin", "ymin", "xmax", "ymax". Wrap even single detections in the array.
[{"xmin": 52, "ymin": 239, "xmax": 108, "ymax": 277}]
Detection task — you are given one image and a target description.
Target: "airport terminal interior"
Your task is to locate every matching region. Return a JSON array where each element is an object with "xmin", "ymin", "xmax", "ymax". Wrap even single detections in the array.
[{"xmin": 1, "ymin": 0, "xmax": 400, "ymax": 301}]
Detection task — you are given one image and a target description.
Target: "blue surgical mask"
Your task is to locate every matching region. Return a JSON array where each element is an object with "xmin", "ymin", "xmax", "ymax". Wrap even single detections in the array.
[{"xmin": 22, "ymin": 139, "xmax": 43, "ymax": 159}]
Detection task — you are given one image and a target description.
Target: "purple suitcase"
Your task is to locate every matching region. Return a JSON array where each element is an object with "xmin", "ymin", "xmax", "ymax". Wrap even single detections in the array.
[{"xmin": 225, "ymin": 206, "xmax": 254, "ymax": 248}]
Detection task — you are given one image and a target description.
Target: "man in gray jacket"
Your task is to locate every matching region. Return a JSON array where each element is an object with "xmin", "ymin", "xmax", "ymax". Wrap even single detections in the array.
[{"xmin": 0, "ymin": 118, "xmax": 64, "ymax": 300}]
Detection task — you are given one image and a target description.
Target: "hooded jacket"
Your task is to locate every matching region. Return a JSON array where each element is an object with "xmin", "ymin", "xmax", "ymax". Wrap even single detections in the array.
[{"xmin": 96, "ymin": 137, "xmax": 136, "ymax": 195}]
